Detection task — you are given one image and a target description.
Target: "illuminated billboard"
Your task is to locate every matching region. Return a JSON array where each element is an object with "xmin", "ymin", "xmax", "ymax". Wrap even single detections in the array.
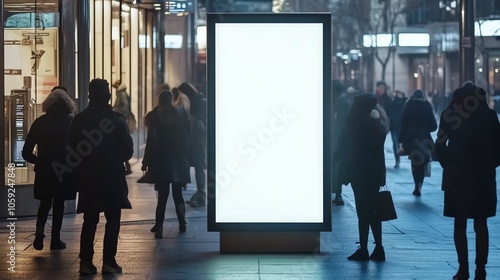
[{"xmin": 207, "ymin": 13, "xmax": 331, "ymax": 232}]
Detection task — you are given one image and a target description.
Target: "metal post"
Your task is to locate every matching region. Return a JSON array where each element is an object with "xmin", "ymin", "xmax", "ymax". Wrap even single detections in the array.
[
  {"xmin": 61, "ymin": 0, "xmax": 76, "ymax": 98},
  {"xmin": 78, "ymin": 0, "xmax": 91, "ymax": 110},
  {"xmin": 459, "ymin": 0, "xmax": 475, "ymax": 85}
]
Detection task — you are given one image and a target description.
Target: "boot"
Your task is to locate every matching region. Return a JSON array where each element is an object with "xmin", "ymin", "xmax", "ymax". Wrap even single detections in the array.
[
  {"xmin": 50, "ymin": 232, "xmax": 66, "ymax": 249},
  {"xmin": 332, "ymin": 196, "xmax": 345, "ymax": 206},
  {"xmin": 33, "ymin": 233, "xmax": 45, "ymax": 250},
  {"xmin": 412, "ymin": 183, "xmax": 421, "ymax": 196},
  {"xmin": 347, "ymin": 248, "xmax": 369, "ymax": 261},
  {"xmin": 474, "ymin": 266, "xmax": 486, "ymax": 280},
  {"xmin": 369, "ymin": 245, "xmax": 385, "ymax": 261},
  {"xmin": 452, "ymin": 264, "xmax": 469, "ymax": 280},
  {"xmin": 394, "ymin": 159, "xmax": 400, "ymax": 169}
]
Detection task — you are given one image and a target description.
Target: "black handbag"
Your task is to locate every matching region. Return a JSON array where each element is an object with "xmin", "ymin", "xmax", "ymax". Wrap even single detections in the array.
[
  {"xmin": 136, "ymin": 171, "xmax": 155, "ymax": 184},
  {"xmin": 374, "ymin": 186, "xmax": 398, "ymax": 221}
]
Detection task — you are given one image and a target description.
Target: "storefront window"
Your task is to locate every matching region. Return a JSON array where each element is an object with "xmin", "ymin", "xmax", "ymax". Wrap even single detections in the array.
[{"xmin": 3, "ymin": 0, "xmax": 59, "ymax": 186}]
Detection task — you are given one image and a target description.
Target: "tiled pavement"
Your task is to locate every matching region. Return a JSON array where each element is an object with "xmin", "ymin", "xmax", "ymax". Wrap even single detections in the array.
[{"xmin": 2, "ymin": 137, "xmax": 500, "ymax": 279}]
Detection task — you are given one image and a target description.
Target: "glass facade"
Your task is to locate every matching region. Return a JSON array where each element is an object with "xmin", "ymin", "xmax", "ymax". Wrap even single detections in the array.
[{"xmin": 1, "ymin": 0, "xmax": 199, "ymax": 216}]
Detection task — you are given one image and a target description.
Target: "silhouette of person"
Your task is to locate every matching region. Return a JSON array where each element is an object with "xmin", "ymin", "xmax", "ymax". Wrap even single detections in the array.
[
  {"xmin": 387, "ymin": 90, "xmax": 407, "ymax": 168},
  {"xmin": 70, "ymin": 78, "xmax": 133, "ymax": 275},
  {"xmin": 435, "ymin": 83, "xmax": 500, "ymax": 280},
  {"xmin": 112, "ymin": 80, "xmax": 136, "ymax": 175},
  {"xmin": 334, "ymin": 94, "xmax": 387, "ymax": 261},
  {"xmin": 399, "ymin": 89, "xmax": 437, "ymax": 196},
  {"xmin": 22, "ymin": 87, "xmax": 77, "ymax": 250},
  {"xmin": 178, "ymin": 82, "xmax": 207, "ymax": 207},
  {"xmin": 142, "ymin": 90, "xmax": 190, "ymax": 237}
]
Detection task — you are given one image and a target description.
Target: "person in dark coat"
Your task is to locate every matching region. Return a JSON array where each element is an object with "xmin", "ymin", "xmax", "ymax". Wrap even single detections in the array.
[
  {"xmin": 332, "ymin": 85, "xmax": 358, "ymax": 206},
  {"xmin": 435, "ymin": 83, "xmax": 500, "ymax": 280},
  {"xmin": 142, "ymin": 90, "xmax": 190, "ymax": 238},
  {"xmin": 22, "ymin": 88, "xmax": 77, "ymax": 251},
  {"xmin": 387, "ymin": 90, "xmax": 407, "ymax": 168},
  {"xmin": 334, "ymin": 94, "xmax": 387, "ymax": 261},
  {"xmin": 112, "ymin": 80, "xmax": 136, "ymax": 175},
  {"xmin": 375, "ymin": 81, "xmax": 391, "ymax": 113},
  {"xmin": 70, "ymin": 78, "xmax": 133, "ymax": 275},
  {"xmin": 178, "ymin": 82, "xmax": 207, "ymax": 207},
  {"xmin": 398, "ymin": 90, "xmax": 437, "ymax": 196}
]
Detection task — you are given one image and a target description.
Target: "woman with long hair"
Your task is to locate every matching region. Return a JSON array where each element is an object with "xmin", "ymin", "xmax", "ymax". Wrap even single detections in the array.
[{"xmin": 142, "ymin": 90, "xmax": 190, "ymax": 238}]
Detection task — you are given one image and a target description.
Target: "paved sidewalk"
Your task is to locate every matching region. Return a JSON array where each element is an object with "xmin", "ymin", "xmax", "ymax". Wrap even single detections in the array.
[{"xmin": 1, "ymin": 137, "xmax": 500, "ymax": 279}]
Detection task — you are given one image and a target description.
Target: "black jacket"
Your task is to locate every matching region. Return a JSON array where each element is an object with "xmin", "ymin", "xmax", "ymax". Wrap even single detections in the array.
[{"xmin": 69, "ymin": 103, "xmax": 133, "ymax": 213}]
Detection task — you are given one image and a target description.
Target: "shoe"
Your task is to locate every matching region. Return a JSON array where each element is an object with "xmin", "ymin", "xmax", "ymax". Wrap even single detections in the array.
[
  {"xmin": 369, "ymin": 245, "xmax": 385, "ymax": 261},
  {"xmin": 79, "ymin": 259, "xmax": 97, "ymax": 275},
  {"xmin": 332, "ymin": 196, "xmax": 345, "ymax": 206},
  {"xmin": 102, "ymin": 261, "xmax": 123, "ymax": 274},
  {"xmin": 394, "ymin": 161, "xmax": 400, "ymax": 169},
  {"xmin": 154, "ymin": 228, "xmax": 163, "ymax": 238},
  {"xmin": 474, "ymin": 267, "xmax": 486, "ymax": 280},
  {"xmin": 347, "ymin": 248, "xmax": 369, "ymax": 261},
  {"xmin": 453, "ymin": 265, "xmax": 469, "ymax": 280},
  {"xmin": 150, "ymin": 224, "xmax": 159, "ymax": 233},
  {"xmin": 179, "ymin": 224, "xmax": 187, "ymax": 233},
  {"xmin": 186, "ymin": 200, "xmax": 205, "ymax": 207},
  {"xmin": 33, "ymin": 233, "xmax": 45, "ymax": 250},
  {"xmin": 50, "ymin": 239, "xmax": 66, "ymax": 250},
  {"xmin": 412, "ymin": 189, "xmax": 421, "ymax": 196}
]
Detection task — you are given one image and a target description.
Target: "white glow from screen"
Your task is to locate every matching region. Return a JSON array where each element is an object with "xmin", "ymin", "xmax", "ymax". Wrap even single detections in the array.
[
  {"xmin": 215, "ymin": 23, "xmax": 324, "ymax": 223},
  {"xmin": 398, "ymin": 33, "xmax": 430, "ymax": 47},
  {"xmin": 475, "ymin": 20, "xmax": 500, "ymax": 37}
]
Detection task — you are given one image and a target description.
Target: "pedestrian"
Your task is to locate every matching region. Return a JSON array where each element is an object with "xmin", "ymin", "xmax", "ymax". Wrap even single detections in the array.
[
  {"xmin": 398, "ymin": 89, "xmax": 437, "ymax": 196},
  {"xmin": 435, "ymin": 83, "xmax": 500, "ymax": 280},
  {"xmin": 331, "ymin": 84, "xmax": 357, "ymax": 206},
  {"xmin": 334, "ymin": 94, "xmax": 387, "ymax": 261},
  {"xmin": 142, "ymin": 90, "xmax": 190, "ymax": 238},
  {"xmin": 178, "ymin": 82, "xmax": 207, "ymax": 208},
  {"xmin": 375, "ymin": 81, "xmax": 391, "ymax": 113},
  {"xmin": 22, "ymin": 87, "xmax": 77, "ymax": 251},
  {"xmin": 70, "ymin": 78, "xmax": 133, "ymax": 275},
  {"xmin": 387, "ymin": 90, "xmax": 407, "ymax": 168},
  {"xmin": 112, "ymin": 80, "xmax": 136, "ymax": 175}
]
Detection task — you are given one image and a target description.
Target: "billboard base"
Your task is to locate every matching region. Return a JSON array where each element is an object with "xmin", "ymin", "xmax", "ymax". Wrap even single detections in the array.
[{"xmin": 220, "ymin": 231, "xmax": 320, "ymax": 253}]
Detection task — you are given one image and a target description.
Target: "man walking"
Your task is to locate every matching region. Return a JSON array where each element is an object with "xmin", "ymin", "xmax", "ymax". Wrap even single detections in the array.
[{"xmin": 70, "ymin": 78, "xmax": 133, "ymax": 275}]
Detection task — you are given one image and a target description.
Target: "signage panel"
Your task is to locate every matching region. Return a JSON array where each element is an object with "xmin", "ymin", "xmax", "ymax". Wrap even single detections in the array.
[{"xmin": 207, "ymin": 13, "xmax": 331, "ymax": 231}]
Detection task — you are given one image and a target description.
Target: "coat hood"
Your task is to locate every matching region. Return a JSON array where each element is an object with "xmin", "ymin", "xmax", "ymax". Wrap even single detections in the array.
[
  {"xmin": 42, "ymin": 89, "xmax": 76, "ymax": 114},
  {"xmin": 351, "ymin": 93, "xmax": 377, "ymax": 116}
]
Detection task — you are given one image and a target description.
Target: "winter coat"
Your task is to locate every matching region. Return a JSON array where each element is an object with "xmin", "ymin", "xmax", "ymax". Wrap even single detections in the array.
[
  {"xmin": 399, "ymin": 94, "xmax": 437, "ymax": 164},
  {"xmin": 388, "ymin": 96, "xmax": 407, "ymax": 132},
  {"xmin": 22, "ymin": 91, "xmax": 77, "ymax": 201},
  {"xmin": 435, "ymin": 85, "xmax": 500, "ymax": 218},
  {"xmin": 69, "ymin": 103, "xmax": 133, "ymax": 213},
  {"xmin": 113, "ymin": 84, "xmax": 130, "ymax": 117},
  {"xmin": 142, "ymin": 104, "xmax": 191, "ymax": 188},
  {"xmin": 178, "ymin": 83, "xmax": 207, "ymax": 168},
  {"xmin": 334, "ymin": 94, "xmax": 387, "ymax": 187}
]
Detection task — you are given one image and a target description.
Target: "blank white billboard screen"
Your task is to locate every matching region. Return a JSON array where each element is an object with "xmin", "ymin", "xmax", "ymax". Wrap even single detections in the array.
[{"xmin": 215, "ymin": 23, "xmax": 324, "ymax": 223}]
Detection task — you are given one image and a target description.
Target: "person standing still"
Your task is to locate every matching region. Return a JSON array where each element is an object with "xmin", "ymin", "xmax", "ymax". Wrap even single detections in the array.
[
  {"xmin": 435, "ymin": 84, "xmax": 500, "ymax": 280},
  {"xmin": 334, "ymin": 94, "xmax": 387, "ymax": 261},
  {"xmin": 398, "ymin": 90, "xmax": 437, "ymax": 196},
  {"xmin": 22, "ymin": 87, "xmax": 77, "ymax": 250},
  {"xmin": 178, "ymin": 82, "xmax": 207, "ymax": 208},
  {"xmin": 70, "ymin": 79, "xmax": 133, "ymax": 275},
  {"xmin": 112, "ymin": 80, "xmax": 136, "ymax": 175}
]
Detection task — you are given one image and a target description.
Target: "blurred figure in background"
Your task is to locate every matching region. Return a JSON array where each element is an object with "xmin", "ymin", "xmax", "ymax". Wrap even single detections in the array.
[
  {"xmin": 387, "ymin": 90, "xmax": 407, "ymax": 168},
  {"xmin": 112, "ymin": 80, "xmax": 136, "ymax": 175},
  {"xmin": 178, "ymin": 82, "xmax": 207, "ymax": 208},
  {"xmin": 399, "ymin": 90, "xmax": 437, "ymax": 196}
]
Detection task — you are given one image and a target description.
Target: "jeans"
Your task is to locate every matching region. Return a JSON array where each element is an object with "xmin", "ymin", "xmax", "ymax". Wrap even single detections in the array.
[
  {"xmin": 390, "ymin": 130, "xmax": 400, "ymax": 162},
  {"xmin": 79, "ymin": 208, "xmax": 121, "ymax": 263}
]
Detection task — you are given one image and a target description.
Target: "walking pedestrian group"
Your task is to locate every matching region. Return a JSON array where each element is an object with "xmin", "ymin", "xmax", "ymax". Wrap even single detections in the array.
[{"xmin": 22, "ymin": 77, "xmax": 499, "ymax": 279}]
